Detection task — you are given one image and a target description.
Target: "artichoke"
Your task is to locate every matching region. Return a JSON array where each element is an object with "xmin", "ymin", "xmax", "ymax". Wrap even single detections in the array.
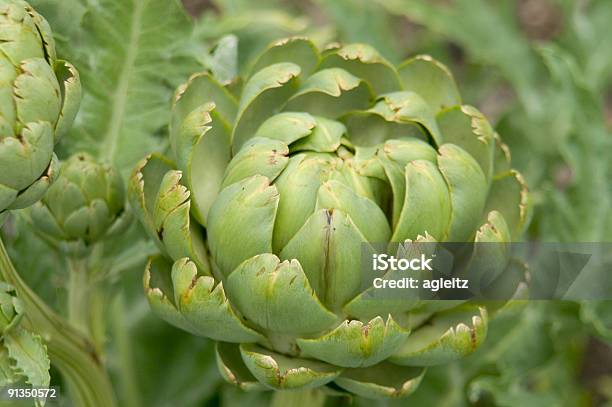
[
  {"xmin": 28, "ymin": 153, "xmax": 129, "ymax": 256},
  {"xmin": 129, "ymin": 38, "xmax": 529, "ymax": 398},
  {"xmin": 0, "ymin": 0, "xmax": 81, "ymax": 217}
]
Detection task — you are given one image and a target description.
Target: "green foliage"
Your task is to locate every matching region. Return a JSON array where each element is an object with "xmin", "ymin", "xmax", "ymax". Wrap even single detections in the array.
[
  {"xmin": 30, "ymin": 0, "xmax": 205, "ymax": 175},
  {"xmin": 0, "ymin": 282, "xmax": 50, "ymax": 406},
  {"xmin": 2, "ymin": 0, "xmax": 610, "ymax": 406}
]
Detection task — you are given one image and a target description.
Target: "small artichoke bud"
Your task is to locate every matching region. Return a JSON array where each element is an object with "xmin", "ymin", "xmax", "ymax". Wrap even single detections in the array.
[
  {"xmin": 0, "ymin": 0, "xmax": 81, "ymax": 216},
  {"xmin": 29, "ymin": 153, "xmax": 130, "ymax": 256}
]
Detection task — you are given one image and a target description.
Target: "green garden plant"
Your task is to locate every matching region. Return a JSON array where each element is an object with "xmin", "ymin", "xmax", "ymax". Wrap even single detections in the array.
[
  {"xmin": 129, "ymin": 38, "xmax": 529, "ymax": 400},
  {"xmin": 0, "ymin": 0, "xmax": 80, "ymax": 219},
  {"xmin": 1, "ymin": 0, "xmax": 609, "ymax": 405}
]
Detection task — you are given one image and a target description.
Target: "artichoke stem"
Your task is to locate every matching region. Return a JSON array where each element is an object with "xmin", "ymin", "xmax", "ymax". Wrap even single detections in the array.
[
  {"xmin": 68, "ymin": 257, "xmax": 90, "ymax": 336},
  {"xmin": 68, "ymin": 256, "xmax": 107, "ymax": 353},
  {"xmin": 0, "ymin": 237, "xmax": 117, "ymax": 407},
  {"xmin": 271, "ymin": 389, "xmax": 326, "ymax": 407}
]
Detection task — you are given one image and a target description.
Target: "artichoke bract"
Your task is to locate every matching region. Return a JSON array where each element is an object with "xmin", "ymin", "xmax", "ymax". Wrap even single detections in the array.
[
  {"xmin": 29, "ymin": 153, "xmax": 129, "ymax": 256},
  {"xmin": 0, "ymin": 0, "xmax": 81, "ymax": 217},
  {"xmin": 129, "ymin": 38, "xmax": 529, "ymax": 398}
]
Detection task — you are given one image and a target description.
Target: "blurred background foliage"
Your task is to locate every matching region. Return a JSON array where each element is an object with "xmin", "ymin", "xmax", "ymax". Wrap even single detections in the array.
[{"xmin": 1, "ymin": 0, "xmax": 611, "ymax": 405}]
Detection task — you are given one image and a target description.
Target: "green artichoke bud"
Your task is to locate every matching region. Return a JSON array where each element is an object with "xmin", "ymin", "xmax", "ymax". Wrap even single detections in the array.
[
  {"xmin": 29, "ymin": 153, "xmax": 129, "ymax": 256},
  {"xmin": 129, "ymin": 39, "xmax": 529, "ymax": 398},
  {"xmin": 0, "ymin": 0, "xmax": 81, "ymax": 216}
]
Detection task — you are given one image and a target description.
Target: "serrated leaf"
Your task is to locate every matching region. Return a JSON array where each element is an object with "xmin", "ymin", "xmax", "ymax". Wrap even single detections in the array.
[{"xmin": 3, "ymin": 328, "xmax": 50, "ymax": 389}]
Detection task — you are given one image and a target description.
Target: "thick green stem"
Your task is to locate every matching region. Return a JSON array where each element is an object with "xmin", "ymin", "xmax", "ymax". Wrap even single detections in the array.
[
  {"xmin": 68, "ymin": 256, "xmax": 107, "ymax": 352},
  {"xmin": 0, "ymin": 237, "xmax": 116, "ymax": 407},
  {"xmin": 271, "ymin": 389, "xmax": 327, "ymax": 407},
  {"xmin": 68, "ymin": 257, "xmax": 90, "ymax": 336}
]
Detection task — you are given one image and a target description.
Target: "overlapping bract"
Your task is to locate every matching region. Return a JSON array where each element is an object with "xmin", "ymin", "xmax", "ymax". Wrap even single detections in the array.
[
  {"xmin": 28, "ymin": 153, "xmax": 129, "ymax": 256},
  {"xmin": 0, "ymin": 0, "xmax": 81, "ymax": 218},
  {"xmin": 129, "ymin": 38, "xmax": 529, "ymax": 399}
]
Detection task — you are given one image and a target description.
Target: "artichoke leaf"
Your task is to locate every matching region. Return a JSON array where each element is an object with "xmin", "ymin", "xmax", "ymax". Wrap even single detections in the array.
[
  {"xmin": 279, "ymin": 209, "xmax": 368, "ymax": 312},
  {"xmin": 391, "ymin": 160, "xmax": 451, "ymax": 242},
  {"xmin": 62, "ymin": 199, "xmax": 110, "ymax": 241},
  {"xmin": 479, "ymin": 258, "xmax": 528, "ymax": 304},
  {"xmin": 315, "ymin": 180, "xmax": 391, "ymax": 244},
  {"xmin": 28, "ymin": 199, "xmax": 66, "ymax": 241},
  {"xmin": 290, "ymin": 117, "xmax": 347, "ymax": 153},
  {"xmin": 145, "ymin": 256, "xmax": 262, "ymax": 342},
  {"xmin": 320, "ymin": 43, "xmax": 402, "ymax": 94},
  {"xmin": 333, "ymin": 362, "xmax": 424, "ymax": 400},
  {"xmin": 373, "ymin": 137, "xmax": 439, "ymax": 203},
  {"xmin": 171, "ymin": 72, "xmax": 237, "ymax": 133},
  {"xmin": 329, "ymin": 163, "xmax": 384, "ymax": 204},
  {"xmin": 153, "ymin": 171, "xmax": 190, "ymax": 232},
  {"xmin": 343, "ymin": 233, "xmax": 437, "ymax": 320},
  {"xmin": 233, "ymin": 62, "xmax": 301, "ymax": 152},
  {"xmin": 128, "ymin": 154, "xmax": 175, "ymax": 248},
  {"xmin": 457, "ymin": 211, "xmax": 512, "ymax": 293},
  {"xmin": 342, "ymin": 111, "xmax": 426, "ymax": 147},
  {"xmin": 369, "ymin": 92, "xmax": 443, "ymax": 146},
  {"xmin": 144, "ymin": 256, "xmax": 204, "ymax": 336},
  {"xmin": 240, "ymin": 344, "xmax": 342, "ymax": 390},
  {"xmin": 171, "ymin": 258, "xmax": 263, "ymax": 342},
  {"xmin": 297, "ymin": 315, "xmax": 410, "ymax": 368},
  {"xmin": 221, "ymin": 137, "xmax": 289, "ymax": 188},
  {"xmin": 53, "ymin": 60, "xmax": 82, "ymax": 140},
  {"xmin": 249, "ymin": 37, "xmax": 320, "ymax": 80},
  {"xmin": 0, "ymin": 3, "xmax": 51, "ymax": 62},
  {"xmin": 343, "ymin": 282, "xmax": 422, "ymax": 323},
  {"xmin": 377, "ymin": 138, "xmax": 440, "ymax": 228},
  {"xmin": 14, "ymin": 58, "xmax": 61, "ymax": 125},
  {"xmin": 0, "ymin": 121, "xmax": 54, "ymax": 191},
  {"xmin": 271, "ymin": 154, "xmax": 333, "ymax": 252},
  {"xmin": 8, "ymin": 154, "xmax": 59, "ymax": 210},
  {"xmin": 438, "ymin": 144, "xmax": 488, "ymax": 242},
  {"xmin": 3, "ymin": 329, "xmax": 51, "ymax": 390},
  {"xmin": 104, "ymin": 208, "xmax": 133, "ymax": 239},
  {"xmin": 378, "ymin": 155, "xmax": 407, "ymax": 228},
  {"xmin": 225, "ymin": 254, "xmax": 337, "ymax": 335},
  {"xmin": 0, "ymin": 186, "xmax": 17, "ymax": 215},
  {"xmin": 216, "ymin": 342, "xmax": 266, "ymax": 391},
  {"xmin": 437, "ymin": 105, "xmax": 495, "ymax": 183},
  {"xmin": 254, "ymin": 112, "xmax": 316, "ymax": 146},
  {"xmin": 153, "ymin": 170, "xmax": 210, "ymax": 273},
  {"xmin": 285, "ymin": 68, "xmax": 373, "ymax": 119},
  {"xmin": 484, "ymin": 170, "xmax": 530, "ymax": 239},
  {"xmin": 379, "ymin": 138, "xmax": 438, "ymax": 166},
  {"xmin": 208, "ymin": 175, "xmax": 278, "ymax": 276},
  {"xmin": 492, "ymin": 133, "xmax": 512, "ymax": 176},
  {"xmin": 398, "ymin": 55, "xmax": 461, "ymax": 113},
  {"xmin": 391, "ymin": 305, "xmax": 487, "ymax": 366},
  {"xmin": 171, "ymin": 102, "xmax": 232, "ymax": 226}
]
